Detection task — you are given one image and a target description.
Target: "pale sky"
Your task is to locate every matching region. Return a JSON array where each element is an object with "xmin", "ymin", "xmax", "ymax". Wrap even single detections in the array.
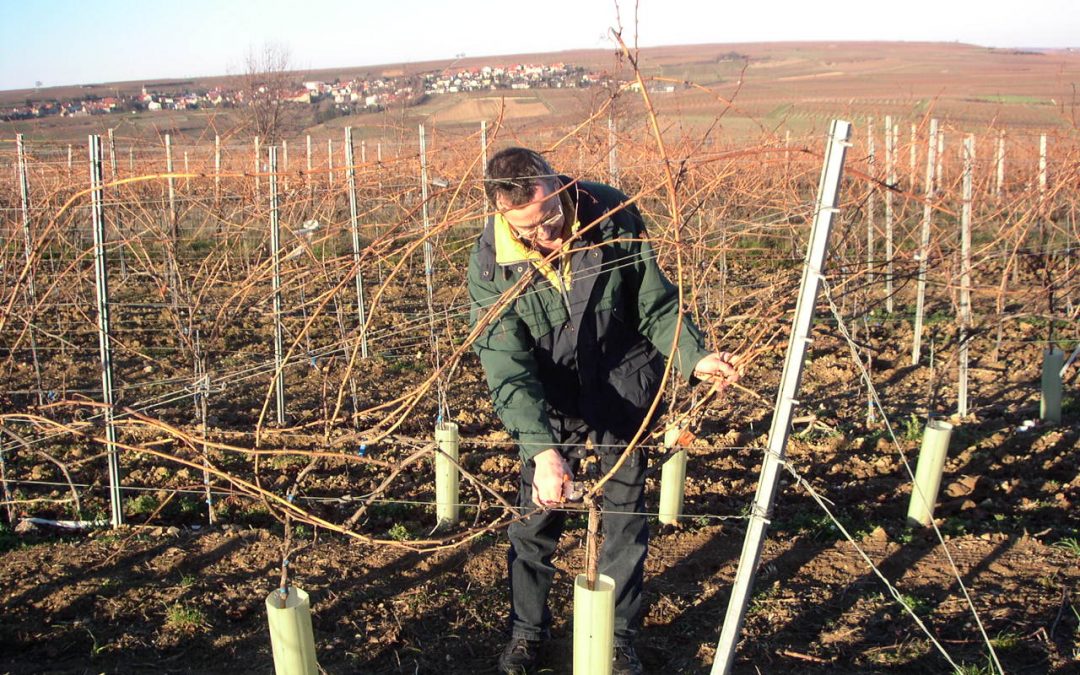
[{"xmin": 1, "ymin": 0, "xmax": 1077, "ymax": 91}]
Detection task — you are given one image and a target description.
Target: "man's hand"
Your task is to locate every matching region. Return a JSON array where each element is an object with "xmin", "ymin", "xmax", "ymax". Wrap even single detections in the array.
[
  {"xmin": 531, "ymin": 448, "xmax": 572, "ymax": 508},
  {"xmin": 693, "ymin": 352, "xmax": 740, "ymax": 386}
]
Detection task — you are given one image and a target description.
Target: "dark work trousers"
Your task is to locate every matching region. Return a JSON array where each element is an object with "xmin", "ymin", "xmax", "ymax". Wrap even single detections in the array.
[{"xmin": 507, "ymin": 445, "xmax": 648, "ymax": 644}]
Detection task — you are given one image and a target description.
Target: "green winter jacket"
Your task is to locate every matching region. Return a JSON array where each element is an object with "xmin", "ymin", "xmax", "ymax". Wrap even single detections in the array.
[{"xmin": 467, "ymin": 177, "xmax": 711, "ymax": 461}]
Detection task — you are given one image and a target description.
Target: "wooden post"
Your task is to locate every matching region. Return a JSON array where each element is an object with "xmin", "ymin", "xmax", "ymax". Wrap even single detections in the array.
[
  {"xmin": 89, "ymin": 135, "xmax": 123, "ymax": 528},
  {"xmin": 958, "ymin": 135, "xmax": 974, "ymax": 417},
  {"xmin": 911, "ymin": 119, "xmax": 938, "ymax": 366}
]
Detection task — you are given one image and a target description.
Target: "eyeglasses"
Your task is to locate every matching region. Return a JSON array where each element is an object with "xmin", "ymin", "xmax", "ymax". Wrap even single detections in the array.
[{"xmin": 510, "ymin": 199, "xmax": 564, "ymax": 241}]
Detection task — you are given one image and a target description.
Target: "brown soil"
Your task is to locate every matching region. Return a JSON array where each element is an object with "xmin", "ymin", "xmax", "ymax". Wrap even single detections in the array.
[{"xmin": 1, "ymin": 319, "xmax": 1077, "ymax": 674}]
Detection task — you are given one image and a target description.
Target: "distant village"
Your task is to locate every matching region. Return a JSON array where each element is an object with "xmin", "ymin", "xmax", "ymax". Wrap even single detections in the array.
[{"xmin": 2, "ymin": 62, "xmax": 607, "ymax": 121}]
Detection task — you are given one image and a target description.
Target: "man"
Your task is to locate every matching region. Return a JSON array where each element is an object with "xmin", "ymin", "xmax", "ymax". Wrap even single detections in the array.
[{"xmin": 468, "ymin": 147, "xmax": 737, "ymax": 675}]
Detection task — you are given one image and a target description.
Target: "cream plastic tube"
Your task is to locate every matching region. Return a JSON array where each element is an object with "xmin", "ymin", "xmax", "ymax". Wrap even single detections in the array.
[
  {"xmin": 435, "ymin": 421, "xmax": 460, "ymax": 525},
  {"xmin": 265, "ymin": 587, "xmax": 318, "ymax": 675},
  {"xmin": 906, "ymin": 419, "xmax": 954, "ymax": 527},
  {"xmin": 574, "ymin": 573, "xmax": 615, "ymax": 675},
  {"xmin": 659, "ymin": 426, "xmax": 688, "ymax": 525},
  {"xmin": 1041, "ymin": 348, "xmax": 1064, "ymax": 425}
]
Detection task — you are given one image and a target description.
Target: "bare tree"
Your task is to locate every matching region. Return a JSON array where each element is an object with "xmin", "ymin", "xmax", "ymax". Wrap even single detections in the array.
[{"xmin": 237, "ymin": 43, "xmax": 300, "ymax": 143}]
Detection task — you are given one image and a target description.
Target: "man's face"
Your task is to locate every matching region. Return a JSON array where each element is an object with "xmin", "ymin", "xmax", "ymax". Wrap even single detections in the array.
[{"xmin": 499, "ymin": 183, "xmax": 566, "ymax": 252}]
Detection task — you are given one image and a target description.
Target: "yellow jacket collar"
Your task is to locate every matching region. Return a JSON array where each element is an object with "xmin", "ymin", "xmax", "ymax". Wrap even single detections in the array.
[{"xmin": 492, "ymin": 202, "xmax": 580, "ymax": 290}]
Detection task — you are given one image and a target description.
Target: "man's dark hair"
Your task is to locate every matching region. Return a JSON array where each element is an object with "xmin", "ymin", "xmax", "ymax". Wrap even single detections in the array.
[{"xmin": 485, "ymin": 147, "xmax": 556, "ymax": 208}]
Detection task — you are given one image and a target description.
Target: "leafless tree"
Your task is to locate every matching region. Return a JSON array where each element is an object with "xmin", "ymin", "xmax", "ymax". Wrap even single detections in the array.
[{"xmin": 236, "ymin": 42, "xmax": 301, "ymax": 143}]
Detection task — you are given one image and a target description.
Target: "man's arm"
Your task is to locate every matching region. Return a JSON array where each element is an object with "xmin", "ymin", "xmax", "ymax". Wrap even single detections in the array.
[{"xmin": 467, "ymin": 248, "xmax": 572, "ymax": 506}]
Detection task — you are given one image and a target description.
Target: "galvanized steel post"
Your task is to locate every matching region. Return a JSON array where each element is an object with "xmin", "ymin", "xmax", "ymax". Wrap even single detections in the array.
[
  {"xmin": 89, "ymin": 135, "xmax": 123, "ymax": 528},
  {"xmin": 269, "ymin": 146, "xmax": 286, "ymax": 425},
  {"xmin": 711, "ymin": 120, "xmax": 852, "ymax": 674},
  {"xmin": 345, "ymin": 127, "xmax": 369, "ymax": 359},
  {"xmin": 911, "ymin": 118, "xmax": 938, "ymax": 366}
]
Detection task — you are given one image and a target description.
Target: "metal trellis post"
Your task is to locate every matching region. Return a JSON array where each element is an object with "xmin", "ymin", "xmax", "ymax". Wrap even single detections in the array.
[
  {"xmin": 911, "ymin": 118, "xmax": 938, "ymax": 366},
  {"xmin": 254, "ymin": 136, "xmax": 261, "ymax": 201},
  {"xmin": 419, "ymin": 124, "xmax": 436, "ymax": 338},
  {"xmin": 16, "ymin": 134, "xmax": 45, "ymax": 405},
  {"xmin": 269, "ymin": 146, "xmax": 286, "ymax": 425},
  {"xmin": 306, "ymin": 134, "xmax": 313, "ymax": 200},
  {"xmin": 327, "ymin": 138, "xmax": 334, "ymax": 186},
  {"xmin": 107, "ymin": 128, "xmax": 118, "ymax": 180},
  {"xmin": 481, "ymin": 120, "xmax": 488, "ymax": 176},
  {"xmin": 607, "ymin": 115, "xmax": 619, "ymax": 188},
  {"xmin": 90, "ymin": 134, "xmax": 124, "ymax": 528},
  {"xmin": 711, "ymin": 119, "xmax": 852, "ymax": 674},
  {"xmin": 959, "ymin": 135, "xmax": 974, "ymax": 417},
  {"xmin": 215, "ymin": 134, "xmax": 221, "ymax": 201},
  {"xmin": 866, "ymin": 119, "xmax": 876, "ymax": 286},
  {"xmin": 345, "ymin": 127, "xmax": 369, "ymax": 359},
  {"xmin": 165, "ymin": 133, "xmax": 177, "ymax": 240},
  {"xmin": 419, "ymin": 124, "xmax": 444, "ymax": 417},
  {"xmin": 995, "ymin": 130, "xmax": 1005, "ymax": 200},
  {"xmin": 884, "ymin": 117, "xmax": 896, "ymax": 314}
]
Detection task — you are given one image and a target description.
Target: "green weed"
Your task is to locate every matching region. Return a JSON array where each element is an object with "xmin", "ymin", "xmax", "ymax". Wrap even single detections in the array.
[
  {"xmin": 954, "ymin": 657, "xmax": 995, "ymax": 675},
  {"xmin": 898, "ymin": 593, "xmax": 930, "ymax": 616},
  {"xmin": 1053, "ymin": 537, "xmax": 1080, "ymax": 556},
  {"xmin": 125, "ymin": 493, "xmax": 159, "ymax": 517},
  {"xmin": 973, "ymin": 94, "xmax": 1049, "ymax": 105},
  {"xmin": 778, "ymin": 511, "xmax": 839, "ymax": 541},
  {"xmin": 941, "ymin": 517, "xmax": 970, "ymax": 537},
  {"xmin": 387, "ymin": 523, "xmax": 411, "ymax": 541},
  {"xmin": 866, "ymin": 638, "xmax": 930, "ymax": 666},
  {"xmin": 902, "ymin": 414, "xmax": 924, "ymax": 442},
  {"xmin": 84, "ymin": 626, "xmax": 109, "ymax": 657},
  {"xmin": 989, "ymin": 631, "xmax": 1022, "ymax": 650},
  {"xmin": 164, "ymin": 603, "xmax": 207, "ymax": 632}
]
